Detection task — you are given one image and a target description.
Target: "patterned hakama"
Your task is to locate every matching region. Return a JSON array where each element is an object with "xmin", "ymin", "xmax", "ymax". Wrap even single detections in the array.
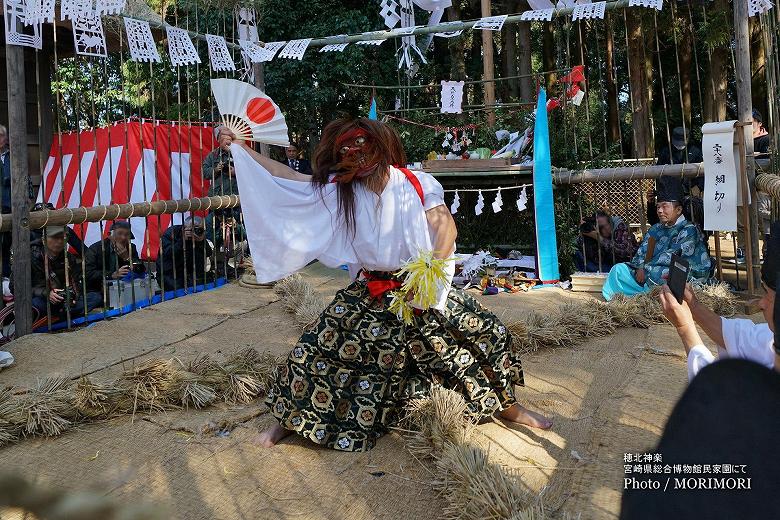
[{"xmin": 266, "ymin": 279, "xmax": 523, "ymax": 452}]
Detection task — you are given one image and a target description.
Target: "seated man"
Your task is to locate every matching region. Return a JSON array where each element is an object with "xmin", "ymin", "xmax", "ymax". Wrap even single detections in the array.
[
  {"xmin": 23, "ymin": 225, "xmax": 102, "ymax": 321},
  {"xmin": 658, "ymin": 222, "xmax": 779, "ymax": 381},
  {"xmin": 30, "ymin": 203, "xmax": 86, "ymax": 257},
  {"xmin": 84, "ymin": 220, "xmax": 146, "ymax": 295},
  {"xmin": 575, "ymin": 210, "xmax": 638, "ymax": 272},
  {"xmin": 156, "ymin": 216, "xmax": 213, "ymax": 292},
  {"xmin": 602, "ymin": 184, "xmax": 711, "ymax": 301},
  {"xmin": 204, "ymin": 126, "xmax": 246, "ymax": 257}
]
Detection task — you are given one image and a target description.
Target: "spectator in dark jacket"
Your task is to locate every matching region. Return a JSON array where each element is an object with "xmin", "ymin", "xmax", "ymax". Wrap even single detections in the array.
[
  {"xmin": 29, "ymin": 202, "xmax": 86, "ymax": 257},
  {"xmin": 84, "ymin": 221, "xmax": 145, "ymax": 294},
  {"xmin": 283, "ymin": 142, "xmax": 313, "ymax": 175},
  {"xmin": 156, "ymin": 216, "xmax": 213, "ymax": 292},
  {"xmin": 20, "ymin": 225, "xmax": 102, "ymax": 321}
]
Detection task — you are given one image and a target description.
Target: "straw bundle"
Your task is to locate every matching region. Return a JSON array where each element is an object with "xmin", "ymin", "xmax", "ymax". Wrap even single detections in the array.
[
  {"xmin": 694, "ymin": 282, "xmax": 739, "ymax": 317},
  {"xmin": 274, "ymin": 274, "xmax": 327, "ymax": 329},
  {"xmin": 434, "ymin": 443, "xmax": 533, "ymax": 520},
  {"xmin": 398, "ymin": 387, "xmax": 476, "ymax": 459},
  {"xmin": 0, "ymin": 349, "xmax": 282, "ymax": 447},
  {"xmin": 604, "ymin": 294, "xmax": 652, "ymax": 329},
  {"xmin": 557, "ymin": 302, "xmax": 616, "ymax": 340}
]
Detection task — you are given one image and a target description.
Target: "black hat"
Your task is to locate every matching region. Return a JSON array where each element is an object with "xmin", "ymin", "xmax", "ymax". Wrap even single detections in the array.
[
  {"xmin": 671, "ymin": 127, "xmax": 688, "ymax": 148},
  {"xmin": 110, "ymin": 220, "xmax": 135, "ymax": 239},
  {"xmin": 761, "ymin": 222, "xmax": 780, "ymax": 291},
  {"xmin": 656, "ymin": 177, "xmax": 685, "ymax": 203}
]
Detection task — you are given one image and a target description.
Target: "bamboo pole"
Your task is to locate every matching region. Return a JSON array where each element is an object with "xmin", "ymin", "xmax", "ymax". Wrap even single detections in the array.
[
  {"xmin": 481, "ymin": 0, "xmax": 497, "ymax": 127},
  {"xmin": 552, "ymin": 163, "xmax": 703, "ymax": 184},
  {"xmin": 0, "ymin": 195, "xmax": 239, "ymax": 232},
  {"xmin": 5, "ymin": 34, "xmax": 32, "ymax": 336},
  {"xmin": 733, "ymin": 0, "xmax": 761, "ymax": 290}
]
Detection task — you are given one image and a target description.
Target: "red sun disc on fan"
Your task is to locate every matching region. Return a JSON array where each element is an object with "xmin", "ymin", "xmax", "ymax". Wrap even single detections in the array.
[{"xmin": 246, "ymin": 97, "xmax": 276, "ymax": 125}]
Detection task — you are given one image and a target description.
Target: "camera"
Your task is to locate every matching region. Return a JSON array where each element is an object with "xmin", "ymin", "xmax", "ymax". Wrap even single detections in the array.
[
  {"xmin": 580, "ymin": 217, "xmax": 597, "ymax": 234},
  {"xmin": 193, "ymin": 227, "xmax": 205, "ymax": 237}
]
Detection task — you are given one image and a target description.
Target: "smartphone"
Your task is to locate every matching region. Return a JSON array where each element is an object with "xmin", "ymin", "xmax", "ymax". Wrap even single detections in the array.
[{"xmin": 668, "ymin": 254, "xmax": 690, "ymax": 304}]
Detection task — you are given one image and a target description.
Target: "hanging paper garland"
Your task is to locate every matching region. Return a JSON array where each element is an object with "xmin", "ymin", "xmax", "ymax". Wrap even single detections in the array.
[
  {"xmin": 4, "ymin": 0, "xmax": 42, "ymax": 49},
  {"xmin": 475, "ymin": 190, "xmax": 485, "ymax": 216},
  {"xmin": 572, "ymin": 1, "xmax": 606, "ymax": 20},
  {"xmin": 517, "ymin": 186, "xmax": 528, "ymax": 212},
  {"xmin": 95, "ymin": 0, "xmax": 125, "ymax": 15},
  {"xmin": 492, "ymin": 188, "xmax": 503, "ymax": 213},
  {"xmin": 628, "ymin": 0, "xmax": 663, "ymax": 9},
  {"xmin": 206, "ymin": 34, "xmax": 235, "ymax": 71},
  {"xmin": 278, "ymin": 38, "xmax": 312, "ymax": 60},
  {"xmin": 166, "ymin": 26, "xmax": 201, "ymax": 67},
  {"xmin": 472, "ymin": 14, "xmax": 508, "ymax": 31},
  {"xmin": 450, "ymin": 190, "xmax": 460, "ymax": 214},
  {"xmin": 521, "ymin": 8, "xmax": 554, "ymax": 21},
  {"xmin": 123, "ymin": 17, "xmax": 160, "ymax": 63},
  {"xmin": 72, "ymin": 10, "xmax": 107, "ymax": 57},
  {"xmin": 380, "ymin": 0, "xmax": 402, "ymax": 28},
  {"xmin": 23, "ymin": 0, "xmax": 55, "ymax": 24}
]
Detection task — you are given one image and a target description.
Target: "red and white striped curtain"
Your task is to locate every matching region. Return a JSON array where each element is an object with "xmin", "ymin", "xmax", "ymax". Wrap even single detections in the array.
[{"xmin": 38, "ymin": 121, "xmax": 217, "ymax": 260}]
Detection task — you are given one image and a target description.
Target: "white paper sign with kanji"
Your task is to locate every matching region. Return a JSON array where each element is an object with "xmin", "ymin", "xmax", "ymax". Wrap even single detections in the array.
[
  {"xmin": 73, "ymin": 10, "xmax": 107, "ymax": 57},
  {"xmin": 124, "ymin": 17, "xmax": 161, "ymax": 63},
  {"xmin": 702, "ymin": 121, "xmax": 739, "ymax": 231},
  {"xmin": 440, "ymin": 80, "xmax": 464, "ymax": 114},
  {"xmin": 166, "ymin": 26, "xmax": 201, "ymax": 66}
]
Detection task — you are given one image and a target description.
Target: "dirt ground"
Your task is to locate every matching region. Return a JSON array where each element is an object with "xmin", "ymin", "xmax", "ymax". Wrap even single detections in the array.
[{"xmin": 0, "ymin": 263, "xmax": 758, "ymax": 519}]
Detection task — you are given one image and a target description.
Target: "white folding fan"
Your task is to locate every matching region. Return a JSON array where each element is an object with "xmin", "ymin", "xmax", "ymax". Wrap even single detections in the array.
[{"xmin": 210, "ymin": 78, "xmax": 290, "ymax": 147}]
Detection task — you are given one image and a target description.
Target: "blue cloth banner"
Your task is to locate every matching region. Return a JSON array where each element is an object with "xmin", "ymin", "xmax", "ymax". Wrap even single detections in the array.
[
  {"xmin": 368, "ymin": 98, "xmax": 378, "ymax": 120},
  {"xmin": 33, "ymin": 278, "xmax": 227, "ymax": 333},
  {"xmin": 533, "ymin": 89, "xmax": 560, "ymax": 283}
]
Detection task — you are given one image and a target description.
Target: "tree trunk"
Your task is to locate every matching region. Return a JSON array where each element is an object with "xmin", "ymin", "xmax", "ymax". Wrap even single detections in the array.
[
  {"xmin": 626, "ymin": 11, "xmax": 654, "ymax": 158},
  {"xmin": 517, "ymin": 6, "xmax": 533, "ymax": 102},
  {"xmin": 448, "ymin": 3, "xmax": 467, "ymax": 82},
  {"xmin": 605, "ymin": 14, "xmax": 620, "ymax": 145},
  {"xmin": 750, "ymin": 17, "xmax": 767, "ymax": 115},
  {"xmin": 677, "ymin": 7, "xmax": 693, "ymax": 130},
  {"xmin": 500, "ymin": 0, "xmax": 520, "ymax": 101},
  {"xmin": 703, "ymin": 0, "xmax": 730, "ymax": 123},
  {"xmin": 542, "ymin": 21, "xmax": 557, "ymax": 91}
]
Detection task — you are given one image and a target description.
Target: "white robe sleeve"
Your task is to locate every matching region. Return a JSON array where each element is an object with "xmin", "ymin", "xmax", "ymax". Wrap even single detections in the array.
[
  {"xmin": 687, "ymin": 344, "xmax": 716, "ymax": 381},
  {"xmin": 230, "ymin": 144, "xmax": 357, "ymax": 282},
  {"xmin": 721, "ymin": 317, "xmax": 776, "ymax": 369},
  {"xmin": 413, "ymin": 170, "xmax": 446, "ymax": 210}
]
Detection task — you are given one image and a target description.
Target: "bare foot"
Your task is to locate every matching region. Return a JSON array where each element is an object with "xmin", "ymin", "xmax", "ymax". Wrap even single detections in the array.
[
  {"xmin": 499, "ymin": 404, "xmax": 553, "ymax": 430},
  {"xmin": 252, "ymin": 423, "xmax": 292, "ymax": 447}
]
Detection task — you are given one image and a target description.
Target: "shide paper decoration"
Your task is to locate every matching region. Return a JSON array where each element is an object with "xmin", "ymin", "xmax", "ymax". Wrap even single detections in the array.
[
  {"xmin": 747, "ymin": 0, "xmax": 773, "ymax": 16},
  {"xmin": 380, "ymin": 0, "xmax": 401, "ymax": 28},
  {"xmin": 206, "ymin": 34, "xmax": 235, "ymax": 71},
  {"xmin": 440, "ymin": 80, "xmax": 465, "ymax": 114},
  {"xmin": 4, "ymin": 0, "xmax": 42, "ymax": 49},
  {"xmin": 472, "ymin": 14, "xmax": 508, "ymax": 31},
  {"xmin": 320, "ymin": 42, "xmax": 349, "ymax": 52},
  {"xmin": 23, "ymin": 0, "xmax": 54, "ymax": 24},
  {"xmin": 521, "ymin": 8, "xmax": 554, "ymax": 21},
  {"xmin": 527, "ymin": 0, "xmax": 555, "ymax": 7},
  {"xmin": 123, "ymin": 17, "xmax": 161, "ymax": 63},
  {"xmin": 60, "ymin": 0, "xmax": 91, "ymax": 20},
  {"xmin": 166, "ymin": 26, "xmax": 201, "ymax": 67},
  {"xmin": 517, "ymin": 187, "xmax": 528, "ymax": 212},
  {"xmin": 492, "ymin": 188, "xmax": 503, "ymax": 214},
  {"xmin": 356, "ymin": 39, "xmax": 384, "ymax": 46},
  {"xmin": 96, "ymin": 0, "xmax": 125, "ymax": 15},
  {"xmin": 450, "ymin": 190, "xmax": 460, "ymax": 214},
  {"xmin": 397, "ymin": 0, "xmax": 426, "ymax": 70},
  {"xmin": 572, "ymin": 1, "xmax": 606, "ymax": 20},
  {"xmin": 628, "ymin": 0, "xmax": 663, "ymax": 9},
  {"xmin": 73, "ymin": 10, "xmax": 107, "ymax": 57},
  {"xmin": 475, "ymin": 190, "xmax": 485, "ymax": 216},
  {"xmin": 278, "ymin": 38, "xmax": 312, "ymax": 60},
  {"xmin": 236, "ymin": 7, "xmax": 259, "ymax": 42}
]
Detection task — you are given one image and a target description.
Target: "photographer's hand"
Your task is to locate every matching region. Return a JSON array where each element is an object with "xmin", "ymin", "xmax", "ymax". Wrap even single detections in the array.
[{"xmin": 659, "ymin": 285, "xmax": 703, "ymax": 355}]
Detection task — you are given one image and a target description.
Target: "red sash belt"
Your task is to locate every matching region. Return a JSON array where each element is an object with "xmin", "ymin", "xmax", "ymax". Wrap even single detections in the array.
[{"xmin": 363, "ymin": 272, "xmax": 402, "ymax": 299}]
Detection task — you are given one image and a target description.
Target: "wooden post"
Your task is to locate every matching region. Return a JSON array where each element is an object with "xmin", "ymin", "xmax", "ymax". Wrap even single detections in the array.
[
  {"xmin": 733, "ymin": 0, "xmax": 762, "ymax": 291},
  {"xmin": 480, "ymin": 0, "xmax": 496, "ymax": 127},
  {"xmin": 5, "ymin": 40, "xmax": 32, "ymax": 336}
]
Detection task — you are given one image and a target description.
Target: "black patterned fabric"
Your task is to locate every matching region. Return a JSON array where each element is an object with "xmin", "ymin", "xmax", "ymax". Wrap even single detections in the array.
[{"xmin": 266, "ymin": 278, "xmax": 524, "ymax": 452}]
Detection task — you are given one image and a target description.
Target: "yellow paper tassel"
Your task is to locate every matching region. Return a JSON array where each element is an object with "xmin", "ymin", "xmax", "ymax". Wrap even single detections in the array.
[{"xmin": 388, "ymin": 251, "xmax": 454, "ymax": 324}]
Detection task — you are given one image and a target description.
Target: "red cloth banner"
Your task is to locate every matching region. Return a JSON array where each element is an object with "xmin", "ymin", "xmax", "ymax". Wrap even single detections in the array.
[{"xmin": 39, "ymin": 121, "xmax": 217, "ymax": 260}]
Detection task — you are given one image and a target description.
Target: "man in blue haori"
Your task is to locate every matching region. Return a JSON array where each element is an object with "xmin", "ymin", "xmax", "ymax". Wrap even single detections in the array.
[{"xmin": 602, "ymin": 181, "xmax": 711, "ymax": 301}]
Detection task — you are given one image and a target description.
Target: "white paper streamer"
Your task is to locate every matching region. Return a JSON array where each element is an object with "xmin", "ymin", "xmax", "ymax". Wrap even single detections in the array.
[
  {"xmin": 492, "ymin": 188, "xmax": 503, "ymax": 213},
  {"xmin": 572, "ymin": 1, "xmax": 606, "ymax": 20},
  {"xmin": 628, "ymin": 0, "xmax": 663, "ymax": 9},
  {"xmin": 521, "ymin": 8, "xmax": 554, "ymax": 21},
  {"xmin": 517, "ymin": 187, "xmax": 528, "ymax": 212},
  {"xmin": 356, "ymin": 39, "xmax": 385, "ymax": 46},
  {"xmin": 320, "ymin": 42, "xmax": 349, "ymax": 52},
  {"xmin": 450, "ymin": 190, "xmax": 460, "ymax": 214},
  {"xmin": 206, "ymin": 34, "xmax": 235, "ymax": 71},
  {"xmin": 96, "ymin": 0, "xmax": 124, "ymax": 15},
  {"xmin": 278, "ymin": 38, "xmax": 312, "ymax": 60},
  {"xmin": 473, "ymin": 14, "xmax": 508, "ymax": 31},
  {"xmin": 528, "ymin": 0, "xmax": 555, "ymax": 8},
  {"xmin": 4, "ymin": 0, "xmax": 42, "ymax": 48},
  {"xmin": 236, "ymin": 7, "xmax": 259, "ymax": 42},
  {"xmin": 23, "ymin": 0, "xmax": 54, "ymax": 24},
  {"xmin": 60, "ymin": 0, "xmax": 90, "ymax": 21},
  {"xmin": 434, "ymin": 30, "xmax": 463, "ymax": 37},
  {"xmin": 475, "ymin": 190, "xmax": 485, "ymax": 216},
  {"xmin": 166, "ymin": 26, "xmax": 201, "ymax": 67},
  {"xmin": 748, "ymin": 0, "xmax": 773, "ymax": 16},
  {"xmin": 73, "ymin": 10, "xmax": 107, "ymax": 57},
  {"xmin": 380, "ymin": 0, "xmax": 401, "ymax": 28},
  {"xmin": 123, "ymin": 17, "xmax": 160, "ymax": 63}
]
